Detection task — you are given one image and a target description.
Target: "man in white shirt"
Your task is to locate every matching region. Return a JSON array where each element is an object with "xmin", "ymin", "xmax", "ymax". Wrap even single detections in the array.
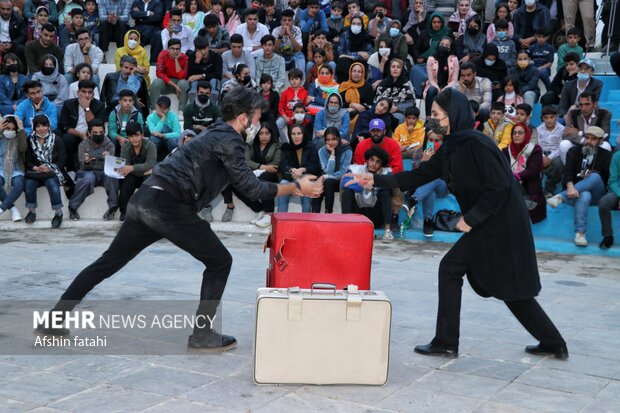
[
  {"xmin": 536, "ymin": 105, "xmax": 565, "ymax": 196},
  {"xmin": 64, "ymin": 28, "xmax": 104, "ymax": 85},
  {"xmin": 161, "ymin": 7, "xmax": 195, "ymax": 53},
  {"xmin": 0, "ymin": 0, "xmax": 26, "ymax": 65},
  {"xmin": 234, "ymin": 8, "xmax": 269, "ymax": 56}
]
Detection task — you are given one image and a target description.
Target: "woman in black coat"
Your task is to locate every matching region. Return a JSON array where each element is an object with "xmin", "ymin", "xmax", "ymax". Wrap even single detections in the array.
[{"xmin": 346, "ymin": 88, "xmax": 568, "ymax": 360}]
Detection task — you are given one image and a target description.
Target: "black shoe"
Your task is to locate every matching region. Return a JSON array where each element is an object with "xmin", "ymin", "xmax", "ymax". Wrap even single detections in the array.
[
  {"xmin": 391, "ymin": 213, "xmax": 399, "ymax": 229},
  {"xmin": 401, "ymin": 196, "xmax": 418, "ymax": 218},
  {"xmin": 119, "ymin": 212, "xmax": 126, "ymax": 222},
  {"xmin": 51, "ymin": 213, "xmax": 63, "ymax": 229},
  {"xmin": 35, "ymin": 323, "xmax": 70, "ymax": 336},
  {"xmin": 187, "ymin": 329, "xmax": 237, "ymax": 352},
  {"xmin": 103, "ymin": 207, "xmax": 118, "ymax": 221},
  {"xmin": 69, "ymin": 207, "xmax": 80, "ymax": 220},
  {"xmin": 599, "ymin": 236, "xmax": 614, "ymax": 250},
  {"xmin": 525, "ymin": 344, "xmax": 569, "ymax": 360},
  {"xmin": 423, "ymin": 218, "xmax": 434, "ymax": 237},
  {"xmin": 25, "ymin": 211, "xmax": 36, "ymax": 224},
  {"xmin": 414, "ymin": 343, "xmax": 458, "ymax": 358}
]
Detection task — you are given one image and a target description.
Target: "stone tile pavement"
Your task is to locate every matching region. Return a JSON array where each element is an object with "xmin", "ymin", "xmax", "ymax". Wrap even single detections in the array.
[{"xmin": 1, "ymin": 227, "xmax": 619, "ymax": 412}]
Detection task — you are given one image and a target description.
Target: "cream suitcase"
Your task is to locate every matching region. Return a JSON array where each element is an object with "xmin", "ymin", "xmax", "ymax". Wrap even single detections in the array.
[{"xmin": 253, "ymin": 284, "xmax": 392, "ymax": 385}]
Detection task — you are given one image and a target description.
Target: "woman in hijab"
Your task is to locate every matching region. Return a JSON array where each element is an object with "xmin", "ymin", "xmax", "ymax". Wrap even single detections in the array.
[
  {"xmin": 473, "ymin": 44, "xmax": 507, "ymax": 101},
  {"xmin": 448, "ymin": 0, "xmax": 477, "ymax": 38},
  {"xmin": 374, "ymin": 58, "xmax": 416, "ymax": 123},
  {"xmin": 115, "ymin": 30, "xmax": 151, "ymax": 85},
  {"xmin": 352, "ymin": 97, "xmax": 395, "ymax": 147},
  {"xmin": 502, "ymin": 122, "xmax": 545, "ymax": 223},
  {"xmin": 0, "ymin": 115, "xmax": 27, "ymax": 221},
  {"xmin": 336, "ymin": 15, "xmax": 373, "ymax": 82},
  {"xmin": 339, "ymin": 62, "xmax": 374, "ymax": 126},
  {"xmin": 455, "ymin": 14, "xmax": 486, "ymax": 63},
  {"xmin": 30, "ymin": 55, "xmax": 68, "ymax": 112},
  {"xmin": 423, "ymin": 36, "xmax": 459, "ymax": 119},
  {"xmin": 307, "ymin": 65, "xmax": 340, "ymax": 108},
  {"xmin": 220, "ymin": 63, "xmax": 257, "ymax": 101},
  {"xmin": 411, "ymin": 11, "xmax": 452, "ymax": 97},
  {"xmin": 312, "ymin": 126, "xmax": 352, "ymax": 214},
  {"xmin": 346, "ymin": 88, "xmax": 568, "ymax": 361},
  {"xmin": 314, "ymin": 93, "xmax": 350, "ymax": 145}
]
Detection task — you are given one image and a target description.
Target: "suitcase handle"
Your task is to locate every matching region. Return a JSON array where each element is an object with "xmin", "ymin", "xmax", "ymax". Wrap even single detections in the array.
[{"xmin": 311, "ymin": 283, "xmax": 337, "ymax": 295}]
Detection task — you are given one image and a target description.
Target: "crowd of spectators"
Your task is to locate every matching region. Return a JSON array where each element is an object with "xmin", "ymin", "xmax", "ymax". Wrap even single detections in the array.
[{"xmin": 0, "ymin": 0, "xmax": 619, "ymax": 249}]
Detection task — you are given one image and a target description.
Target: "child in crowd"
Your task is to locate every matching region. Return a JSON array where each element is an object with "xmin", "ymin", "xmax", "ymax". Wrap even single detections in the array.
[
  {"xmin": 497, "ymin": 75, "xmax": 523, "ymax": 122},
  {"xmin": 277, "ymin": 68, "xmax": 308, "ymax": 143},
  {"xmin": 529, "ymin": 30, "xmax": 555, "ymax": 89},
  {"xmin": 483, "ymin": 101, "xmax": 511, "ymax": 149},
  {"xmin": 291, "ymin": 103, "xmax": 312, "ymax": 131},
  {"xmin": 514, "ymin": 103, "xmax": 538, "ymax": 142},
  {"xmin": 28, "ymin": 6, "xmax": 58, "ymax": 43},
  {"xmin": 108, "ymin": 90, "xmax": 145, "ymax": 154},
  {"xmin": 510, "ymin": 50, "xmax": 540, "ymax": 107},
  {"xmin": 536, "ymin": 105, "xmax": 565, "ymax": 196},
  {"xmin": 393, "ymin": 106, "xmax": 425, "ymax": 160},
  {"xmin": 490, "ymin": 19, "xmax": 516, "ymax": 69},
  {"xmin": 259, "ymin": 74, "xmax": 280, "ymax": 127},
  {"xmin": 486, "ymin": 2, "xmax": 514, "ymax": 43},
  {"xmin": 557, "ymin": 27, "xmax": 585, "ymax": 70},
  {"xmin": 147, "ymin": 96, "xmax": 181, "ymax": 158},
  {"xmin": 306, "ymin": 48, "xmax": 326, "ymax": 86},
  {"xmin": 327, "ymin": 1, "xmax": 345, "ymax": 44},
  {"xmin": 344, "ymin": 0, "xmax": 368, "ymax": 29},
  {"xmin": 83, "ymin": 0, "xmax": 100, "ymax": 46},
  {"xmin": 306, "ymin": 30, "xmax": 335, "ymax": 74}
]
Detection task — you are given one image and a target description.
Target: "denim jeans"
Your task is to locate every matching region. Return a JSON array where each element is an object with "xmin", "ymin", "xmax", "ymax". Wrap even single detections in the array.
[
  {"xmin": 149, "ymin": 135, "xmax": 178, "ymax": 156},
  {"xmin": 0, "ymin": 175, "xmax": 25, "ymax": 210},
  {"xmin": 413, "ymin": 178, "xmax": 449, "ymax": 220},
  {"xmin": 537, "ymin": 67, "xmax": 551, "ymax": 89},
  {"xmin": 410, "ymin": 64, "xmax": 429, "ymax": 98},
  {"xmin": 559, "ymin": 172, "xmax": 606, "ymax": 233},
  {"xmin": 277, "ymin": 179, "xmax": 312, "ymax": 212},
  {"xmin": 25, "ymin": 175, "xmax": 63, "ymax": 210},
  {"xmin": 598, "ymin": 192, "xmax": 620, "ymax": 237}
]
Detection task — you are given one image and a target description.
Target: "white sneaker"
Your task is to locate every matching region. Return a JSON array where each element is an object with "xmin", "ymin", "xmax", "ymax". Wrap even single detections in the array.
[
  {"xmin": 574, "ymin": 232, "xmax": 588, "ymax": 247},
  {"xmin": 382, "ymin": 229, "xmax": 394, "ymax": 243},
  {"xmin": 547, "ymin": 195, "xmax": 563, "ymax": 208},
  {"xmin": 255, "ymin": 214, "xmax": 272, "ymax": 228},
  {"xmin": 251, "ymin": 211, "xmax": 265, "ymax": 225},
  {"xmin": 10, "ymin": 207, "xmax": 22, "ymax": 222}
]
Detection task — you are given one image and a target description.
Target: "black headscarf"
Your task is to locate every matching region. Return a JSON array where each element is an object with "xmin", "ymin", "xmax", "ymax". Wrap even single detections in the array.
[
  {"xmin": 252, "ymin": 122, "xmax": 277, "ymax": 164},
  {"xmin": 473, "ymin": 44, "xmax": 507, "ymax": 83},
  {"xmin": 348, "ymin": 19, "xmax": 373, "ymax": 51}
]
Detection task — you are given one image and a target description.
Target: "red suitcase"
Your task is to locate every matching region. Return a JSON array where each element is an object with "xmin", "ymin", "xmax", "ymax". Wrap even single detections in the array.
[{"xmin": 265, "ymin": 213, "xmax": 374, "ymax": 289}]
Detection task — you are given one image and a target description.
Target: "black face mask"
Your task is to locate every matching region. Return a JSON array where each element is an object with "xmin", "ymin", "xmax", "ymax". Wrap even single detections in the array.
[
  {"xmin": 91, "ymin": 134, "xmax": 105, "ymax": 144},
  {"xmin": 41, "ymin": 66, "xmax": 54, "ymax": 76},
  {"xmin": 437, "ymin": 45, "xmax": 450, "ymax": 57},
  {"xmin": 242, "ymin": 75, "xmax": 252, "ymax": 85},
  {"xmin": 467, "ymin": 27, "xmax": 479, "ymax": 35},
  {"xmin": 197, "ymin": 94, "xmax": 210, "ymax": 104},
  {"xmin": 6, "ymin": 64, "xmax": 18, "ymax": 73}
]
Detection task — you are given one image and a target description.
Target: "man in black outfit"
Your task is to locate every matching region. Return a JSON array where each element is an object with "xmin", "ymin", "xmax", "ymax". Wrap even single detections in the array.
[
  {"xmin": 347, "ymin": 88, "xmax": 568, "ymax": 360},
  {"xmin": 37, "ymin": 87, "xmax": 324, "ymax": 352}
]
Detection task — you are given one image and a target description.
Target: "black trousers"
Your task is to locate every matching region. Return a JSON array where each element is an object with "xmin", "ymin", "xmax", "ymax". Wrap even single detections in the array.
[
  {"xmin": 62, "ymin": 133, "xmax": 82, "ymax": 172},
  {"xmin": 312, "ymin": 178, "xmax": 340, "ymax": 213},
  {"xmin": 431, "ymin": 237, "xmax": 566, "ymax": 351},
  {"xmin": 119, "ymin": 174, "xmax": 145, "ymax": 213},
  {"xmin": 99, "ymin": 21, "xmax": 128, "ymax": 52},
  {"xmin": 220, "ymin": 177, "xmax": 275, "ymax": 212},
  {"xmin": 54, "ymin": 186, "xmax": 232, "ymax": 321}
]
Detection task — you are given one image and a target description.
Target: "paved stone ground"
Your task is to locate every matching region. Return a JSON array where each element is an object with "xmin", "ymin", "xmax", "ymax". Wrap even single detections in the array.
[{"xmin": 1, "ymin": 227, "xmax": 620, "ymax": 413}]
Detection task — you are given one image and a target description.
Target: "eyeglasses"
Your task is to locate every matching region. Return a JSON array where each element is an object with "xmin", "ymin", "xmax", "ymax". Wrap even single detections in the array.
[
  {"xmin": 513, "ymin": 130, "xmax": 526, "ymax": 135},
  {"xmin": 169, "ymin": 47, "xmax": 181, "ymax": 51}
]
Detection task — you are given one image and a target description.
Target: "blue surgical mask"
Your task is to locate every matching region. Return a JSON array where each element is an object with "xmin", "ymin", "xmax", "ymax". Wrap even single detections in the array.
[
  {"xmin": 496, "ymin": 31, "xmax": 507, "ymax": 41},
  {"xmin": 484, "ymin": 59, "xmax": 495, "ymax": 67},
  {"xmin": 577, "ymin": 73, "xmax": 590, "ymax": 82},
  {"xmin": 389, "ymin": 28, "xmax": 400, "ymax": 38},
  {"xmin": 330, "ymin": 14, "xmax": 342, "ymax": 20}
]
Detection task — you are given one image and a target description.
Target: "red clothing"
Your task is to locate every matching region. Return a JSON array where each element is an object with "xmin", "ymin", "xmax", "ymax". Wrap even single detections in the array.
[
  {"xmin": 156, "ymin": 51, "xmax": 189, "ymax": 84},
  {"xmin": 278, "ymin": 86, "xmax": 308, "ymax": 119},
  {"xmin": 354, "ymin": 136, "xmax": 404, "ymax": 173}
]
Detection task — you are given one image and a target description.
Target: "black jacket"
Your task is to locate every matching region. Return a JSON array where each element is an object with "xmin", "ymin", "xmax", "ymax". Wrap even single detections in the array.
[
  {"xmin": 145, "ymin": 120, "xmax": 278, "ymax": 211},
  {"xmin": 375, "ymin": 88, "xmax": 541, "ymax": 301},
  {"xmin": 25, "ymin": 133, "xmax": 66, "ymax": 172},
  {"xmin": 101, "ymin": 71, "xmax": 150, "ymax": 118},
  {"xmin": 279, "ymin": 140, "xmax": 322, "ymax": 181},
  {"xmin": 58, "ymin": 98, "xmax": 107, "ymax": 133},
  {"xmin": 563, "ymin": 145, "xmax": 612, "ymax": 187},
  {"xmin": 558, "ymin": 78, "xmax": 604, "ymax": 117},
  {"xmin": 130, "ymin": 0, "xmax": 164, "ymax": 26},
  {"xmin": 186, "ymin": 50, "xmax": 223, "ymax": 82},
  {"xmin": 7, "ymin": 11, "xmax": 26, "ymax": 47}
]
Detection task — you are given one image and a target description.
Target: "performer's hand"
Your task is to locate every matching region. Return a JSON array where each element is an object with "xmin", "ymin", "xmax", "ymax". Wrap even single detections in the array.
[
  {"xmin": 456, "ymin": 217, "xmax": 472, "ymax": 233},
  {"xmin": 344, "ymin": 172, "xmax": 374, "ymax": 189},
  {"xmin": 298, "ymin": 175, "xmax": 323, "ymax": 197}
]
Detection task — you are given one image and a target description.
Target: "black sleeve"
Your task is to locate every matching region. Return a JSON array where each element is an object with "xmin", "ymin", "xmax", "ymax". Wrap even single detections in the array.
[
  {"xmin": 59, "ymin": 102, "xmax": 73, "ymax": 133},
  {"xmin": 53, "ymin": 135, "xmax": 67, "ymax": 170},
  {"xmin": 374, "ymin": 149, "xmax": 444, "ymax": 191},
  {"xmin": 563, "ymin": 146, "xmax": 580, "ymax": 186}
]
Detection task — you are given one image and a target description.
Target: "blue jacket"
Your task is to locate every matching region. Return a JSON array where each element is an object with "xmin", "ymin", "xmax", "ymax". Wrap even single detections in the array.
[
  {"xmin": 314, "ymin": 109, "xmax": 350, "ymax": 142},
  {"xmin": 318, "ymin": 145, "xmax": 352, "ymax": 180},
  {"xmin": 509, "ymin": 64, "xmax": 540, "ymax": 97},
  {"xmin": 0, "ymin": 74, "xmax": 28, "ymax": 113},
  {"xmin": 298, "ymin": 9, "xmax": 328, "ymax": 34},
  {"xmin": 512, "ymin": 4, "xmax": 551, "ymax": 42},
  {"xmin": 14, "ymin": 97, "xmax": 58, "ymax": 135}
]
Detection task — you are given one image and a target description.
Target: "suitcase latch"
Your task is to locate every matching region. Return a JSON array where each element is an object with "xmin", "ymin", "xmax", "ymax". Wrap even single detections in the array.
[{"xmin": 274, "ymin": 239, "xmax": 291, "ymax": 271}]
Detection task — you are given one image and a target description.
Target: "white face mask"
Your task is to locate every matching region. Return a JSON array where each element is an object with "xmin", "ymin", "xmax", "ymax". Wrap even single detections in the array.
[
  {"xmin": 524, "ymin": 0, "xmax": 535, "ymax": 6},
  {"xmin": 128, "ymin": 39, "xmax": 138, "ymax": 50},
  {"xmin": 294, "ymin": 113, "xmax": 305, "ymax": 122},
  {"xmin": 351, "ymin": 24, "xmax": 362, "ymax": 35},
  {"xmin": 505, "ymin": 91, "xmax": 516, "ymax": 99},
  {"xmin": 379, "ymin": 47, "xmax": 390, "ymax": 57},
  {"xmin": 245, "ymin": 122, "xmax": 260, "ymax": 143},
  {"xmin": 3, "ymin": 130, "xmax": 16, "ymax": 139}
]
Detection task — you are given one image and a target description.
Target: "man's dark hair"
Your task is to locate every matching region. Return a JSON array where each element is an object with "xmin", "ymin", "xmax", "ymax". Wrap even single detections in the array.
[
  {"xmin": 516, "ymin": 103, "xmax": 532, "ymax": 116},
  {"xmin": 126, "ymin": 121, "xmax": 143, "ymax": 137},
  {"xmin": 364, "ymin": 147, "xmax": 389, "ymax": 167},
  {"xmin": 469, "ymin": 100, "xmax": 480, "ymax": 114},
  {"xmin": 307, "ymin": 0, "xmax": 320, "ymax": 6},
  {"xmin": 579, "ymin": 91, "xmax": 598, "ymax": 103},
  {"xmin": 331, "ymin": 1, "xmax": 344, "ymax": 10},
  {"xmin": 157, "ymin": 96, "xmax": 172, "ymax": 108},
  {"xmin": 221, "ymin": 87, "xmax": 266, "ymax": 121},
  {"xmin": 41, "ymin": 23, "xmax": 56, "ymax": 33},
  {"xmin": 197, "ymin": 81, "xmax": 212, "ymax": 91},
  {"xmin": 494, "ymin": 19, "xmax": 508, "ymax": 30},
  {"xmin": 169, "ymin": 7, "xmax": 183, "ymax": 17},
  {"xmin": 87, "ymin": 118, "xmax": 105, "ymax": 132},
  {"xmin": 167, "ymin": 38, "xmax": 182, "ymax": 48},
  {"xmin": 261, "ymin": 34, "xmax": 275, "ymax": 45},
  {"xmin": 541, "ymin": 105, "xmax": 558, "ymax": 116},
  {"xmin": 405, "ymin": 106, "xmax": 420, "ymax": 117},
  {"xmin": 567, "ymin": 27, "xmax": 581, "ymax": 37},
  {"xmin": 120, "ymin": 55, "xmax": 138, "ymax": 66},
  {"xmin": 23, "ymin": 79, "xmax": 42, "ymax": 93},
  {"xmin": 312, "ymin": 29, "xmax": 328, "ymax": 38},
  {"xmin": 119, "ymin": 89, "xmax": 135, "ymax": 99},
  {"xmin": 288, "ymin": 68, "xmax": 303, "ymax": 80},
  {"xmin": 281, "ymin": 9, "xmax": 294, "ymax": 18},
  {"xmin": 230, "ymin": 34, "xmax": 243, "ymax": 44},
  {"xmin": 32, "ymin": 113, "xmax": 50, "ymax": 128},
  {"xmin": 245, "ymin": 8, "xmax": 259, "ymax": 17},
  {"xmin": 491, "ymin": 101, "xmax": 505, "ymax": 112},
  {"xmin": 204, "ymin": 13, "xmax": 220, "ymax": 28},
  {"xmin": 77, "ymin": 79, "xmax": 97, "ymax": 91},
  {"xmin": 563, "ymin": 52, "xmax": 580, "ymax": 64},
  {"xmin": 76, "ymin": 28, "xmax": 90, "ymax": 38},
  {"xmin": 260, "ymin": 73, "xmax": 273, "ymax": 84},
  {"xmin": 460, "ymin": 62, "xmax": 476, "ymax": 74},
  {"xmin": 194, "ymin": 36, "xmax": 208, "ymax": 50},
  {"xmin": 264, "ymin": 0, "xmax": 275, "ymax": 7},
  {"xmin": 535, "ymin": 28, "xmax": 550, "ymax": 36}
]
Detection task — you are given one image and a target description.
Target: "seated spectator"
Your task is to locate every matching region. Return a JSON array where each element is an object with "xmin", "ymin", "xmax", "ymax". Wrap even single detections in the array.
[
  {"xmin": 187, "ymin": 36, "xmax": 223, "ymax": 103},
  {"xmin": 64, "ymin": 28, "xmax": 104, "ymax": 85},
  {"xmin": 254, "ymin": 34, "xmax": 286, "ymax": 92},
  {"xmin": 27, "ymin": 5, "xmax": 58, "ymax": 44},
  {"xmin": 558, "ymin": 58, "xmax": 602, "ymax": 118},
  {"xmin": 367, "ymin": 2, "xmax": 392, "ymax": 39},
  {"xmin": 312, "ymin": 126, "xmax": 351, "ymax": 213},
  {"xmin": 560, "ymin": 93, "xmax": 611, "ymax": 164},
  {"xmin": 117, "ymin": 121, "xmax": 157, "ymax": 222},
  {"xmin": 59, "ymin": 8, "xmax": 86, "ymax": 48},
  {"xmin": 0, "ymin": 0, "xmax": 27, "ymax": 66},
  {"xmin": 115, "ymin": 30, "xmax": 151, "ymax": 86},
  {"xmin": 97, "ymin": 0, "xmax": 131, "ymax": 57},
  {"xmin": 24, "ymin": 23, "xmax": 63, "ymax": 75},
  {"xmin": 402, "ymin": 0, "xmax": 428, "ymax": 48},
  {"xmin": 511, "ymin": 0, "xmax": 550, "ymax": 48},
  {"xmin": 272, "ymin": 9, "xmax": 305, "ymax": 75},
  {"xmin": 448, "ymin": 0, "xmax": 477, "ymax": 39},
  {"xmin": 277, "ymin": 124, "xmax": 321, "ymax": 212},
  {"xmin": 375, "ymin": 20, "xmax": 408, "ymax": 63},
  {"xmin": 151, "ymin": 38, "xmax": 189, "ymax": 112},
  {"xmin": 423, "ymin": 36, "xmax": 459, "ymax": 118},
  {"xmin": 489, "ymin": 19, "xmax": 516, "ymax": 70},
  {"xmin": 336, "ymin": 15, "xmax": 372, "ymax": 81},
  {"xmin": 393, "ymin": 106, "xmax": 425, "ymax": 159},
  {"xmin": 547, "ymin": 126, "xmax": 612, "ymax": 247},
  {"xmin": 536, "ymin": 105, "xmax": 565, "ymax": 196},
  {"xmin": 374, "ymin": 58, "xmax": 415, "ymax": 123},
  {"xmin": 15, "ymin": 80, "xmax": 57, "ymax": 134},
  {"xmin": 497, "ymin": 75, "xmax": 523, "ymax": 122},
  {"xmin": 24, "ymin": 0, "xmax": 59, "ymax": 27},
  {"xmin": 344, "ymin": 0, "xmax": 368, "ymax": 29},
  {"xmin": 221, "ymin": 34, "xmax": 256, "ymax": 81},
  {"xmin": 57, "ymin": 0, "xmax": 83, "ymax": 27},
  {"xmin": 223, "ymin": 1, "xmax": 241, "ymax": 35},
  {"xmin": 0, "ymin": 54, "xmax": 28, "ymax": 115},
  {"xmin": 306, "ymin": 30, "xmax": 334, "ymax": 78},
  {"xmin": 307, "ymin": 64, "xmax": 339, "ymax": 109},
  {"xmin": 326, "ymin": 1, "xmax": 345, "ymax": 43},
  {"xmin": 261, "ymin": 0, "xmax": 281, "ymax": 31},
  {"xmin": 220, "ymin": 63, "xmax": 258, "ymax": 100},
  {"xmin": 299, "ymin": 0, "xmax": 328, "ymax": 38},
  {"xmin": 503, "ymin": 103, "xmax": 538, "ymax": 143},
  {"xmin": 339, "ymin": 62, "xmax": 374, "ymax": 129},
  {"xmin": 276, "ymin": 68, "xmax": 307, "ymax": 142},
  {"xmin": 245, "ymin": 122, "xmax": 281, "ymax": 227},
  {"xmin": 31, "ymin": 55, "xmax": 68, "ymax": 112},
  {"xmin": 161, "ymin": 7, "xmax": 195, "ymax": 54},
  {"xmin": 452, "ymin": 61, "xmax": 492, "ymax": 120},
  {"xmin": 147, "ymin": 96, "xmax": 181, "ymax": 157},
  {"xmin": 68, "ymin": 63, "xmax": 101, "ymax": 100},
  {"xmin": 502, "ymin": 122, "xmax": 545, "ymax": 223},
  {"xmin": 455, "ymin": 14, "xmax": 485, "ymax": 63},
  {"xmin": 130, "ymin": 0, "xmax": 165, "ymax": 65},
  {"xmin": 508, "ymin": 49, "xmax": 539, "ymax": 107},
  {"xmin": 529, "ymin": 29, "xmax": 554, "ymax": 90},
  {"xmin": 473, "ymin": 44, "xmax": 507, "ymax": 101},
  {"xmin": 59, "ymin": 80, "xmax": 106, "ymax": 172},
  {"xmin": 483, "ymin": 101, "xmax": 511, "ymax": 149},
  {"xmin": 314, "ymin": 92, "xmax": 350, "ymax": 145},
  {"xmin": 0, "ymin": 114, "xmax": 27, "ymax": 221},
  {"xmin": 108, "ymin": 89, "xmax": 145, "ymax": 153},
  {"xmin": 486, "ymin": 3, "xmax": 514, "ymax": 43},
  {"xmin": 183, "ymin": 81, "xmax": 221, "ymax": 134},
  {"xmin": 82, "ymin": 0, "xmax": 99, "ymax": 45},
  {"xmin": 101, "ymin": 55, "xmax": 143, "ymax": 114},
  {"xmin": 68, "ymin": 119, "xmax": 120, "ymax": 221},
  {"xmin": 199, "ymin": 13, "xmax": 231, "ymax": 54},
  {"xmin": 556, "ymin": 27, "xmax": 584, "ymax": 70},
  {"xmin": 234, "ymin": 8, "xmax": 269, "ymax": 56},
  {"xmin": 183, "ymin": 0, "xmax": 205, "ymax": 37},
  {"xmin": 352, "ymin": 97, "xmax": 395, "ymax": 144},
  {"xmin": 413, "ymin": 11, "xmax": 451, "ymax": 66},
  {"xmin": 598, "ymin": 151, "xmax": 620, "ymax": 249},
  {"xmin": 258, "ymin": 74, "xmax": 279, "ymax": 127},
  {"xmin": 541, "ymin": 52, "xmax": 579, "ymax": 106},
  {"xmin": 341, "ymin": 146, "xmax": 394, "ymax": 241},
  {"xmin": 24, "ymin": 113, "xmax": 66, "ymax": 227},
  {"xmin": 368, "ymin": 39, "xmax": 391, "ymax": 87}
]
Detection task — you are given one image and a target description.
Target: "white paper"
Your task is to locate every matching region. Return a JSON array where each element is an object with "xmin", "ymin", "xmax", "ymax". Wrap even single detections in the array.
[
  {"xmin": 104, "ymin": 156, "xmax": 126, "ymax": 179},
  {"xmin": 253, "ymin": 169, "xmax": 265, "ymax": 177}
]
